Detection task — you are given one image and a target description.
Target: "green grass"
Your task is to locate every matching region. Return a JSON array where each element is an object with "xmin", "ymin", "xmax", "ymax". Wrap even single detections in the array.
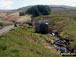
[
  {"xmin": 34, "ymin": 15, "xmax": 71, "ymax": 32},
  {"xmin": 0, "ymin": 26, "xmax": 2, "ymax": 29},
  {"xmin": 0, "ymin": 25, "xmax": 60, "ymax": 57},
  {"xmin": 61, "ymin": 19, "xmax": 76, "ymax": 50},
  {"xmin": 34, "ymin": 15, "xmax": 76, "ymax": 57},
  {"xmin": 0, "ymin": 12, "xmax": 76, "ymax": 57}
]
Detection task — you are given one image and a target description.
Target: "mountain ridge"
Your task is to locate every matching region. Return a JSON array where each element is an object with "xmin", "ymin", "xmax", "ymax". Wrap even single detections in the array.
[{"xmin": 0, "ymin": 5, "xmax": 76, "ymax": 12}]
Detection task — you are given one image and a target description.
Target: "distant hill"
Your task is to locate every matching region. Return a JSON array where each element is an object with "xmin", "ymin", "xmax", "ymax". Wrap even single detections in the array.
[
  {"xmin": 49, "ymin": 5, "xmax": 76, "ymax": 9},
  {"xmin": 0, "ymin": 9, "xmax": 17, "ymax": 12},
  {"xmin": 16, "ymin": 6, "xmax": 32, "ymax": 12},
  {"xmin": 0, "ymin": 5, "xmax": 76, "ymax": 12},
  {"xmin": 0, "ymin": 10, "xmax": 9, "ymax": 12},
  {"xmin": 16, "ymin": 5, "xmax": 76, "ymax": 12}
]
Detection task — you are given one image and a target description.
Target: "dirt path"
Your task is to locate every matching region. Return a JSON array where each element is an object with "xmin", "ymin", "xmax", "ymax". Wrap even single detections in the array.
[{"xmin": 0, "ymin": 25, "xmax": 14, "ymax": 35}]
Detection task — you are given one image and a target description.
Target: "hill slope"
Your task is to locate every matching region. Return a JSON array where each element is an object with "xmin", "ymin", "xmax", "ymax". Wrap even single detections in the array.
[
  {"xmin": 0, "ymin": 25, "xmax": 60, "ymax": 57},
  {"xmin": 16, "ymin": 5, "xmax": 76, "ymax": 11},
  {"xmin": 34, "ymin": 15, "xmax": 76, "ymax": 53}
]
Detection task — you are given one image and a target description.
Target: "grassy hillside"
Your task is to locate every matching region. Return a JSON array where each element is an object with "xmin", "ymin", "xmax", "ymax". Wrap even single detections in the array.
[
  {"xmin": 0, "ymin": 26, "xmax": 3, "ymax": 29},
  {"xmin": 34, "ymin": 15, "xmax": 71, "ymax": 32},
  {"xmin": 60, "ymin": 19, "xmax": 76, "ymax": 50},
  {"xmin": 34, "ymin": 15, "xmax": 76, "ymax": 54},
  {"xmin": 0, "ymin": 12, "xmax": 31, "ymax": 24},
  {"xmin": 0, "ymin": 23, "xmax": 75, "ymax": 57},
  {"xmin": 0, "ymin": 5, "xmax": 76, "ymax": 25},
  {"xmin": 0, "ymin": 25, "xmax": 60, "ymax": 57},
  {"xmin": 0, "ymin": 5, "xmax": 76, "ymax": 57}
]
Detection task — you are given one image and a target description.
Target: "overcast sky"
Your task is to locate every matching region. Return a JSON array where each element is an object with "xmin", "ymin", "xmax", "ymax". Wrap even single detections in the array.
[{"xmin": 0, "ymin": 0, "xmax": 76, "ymax": 9}]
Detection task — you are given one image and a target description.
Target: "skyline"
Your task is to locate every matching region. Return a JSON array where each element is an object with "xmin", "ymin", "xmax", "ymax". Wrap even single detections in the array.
[{"xmin": 0, "ymin": 0, "xmax": 76, "ymax": 9}]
